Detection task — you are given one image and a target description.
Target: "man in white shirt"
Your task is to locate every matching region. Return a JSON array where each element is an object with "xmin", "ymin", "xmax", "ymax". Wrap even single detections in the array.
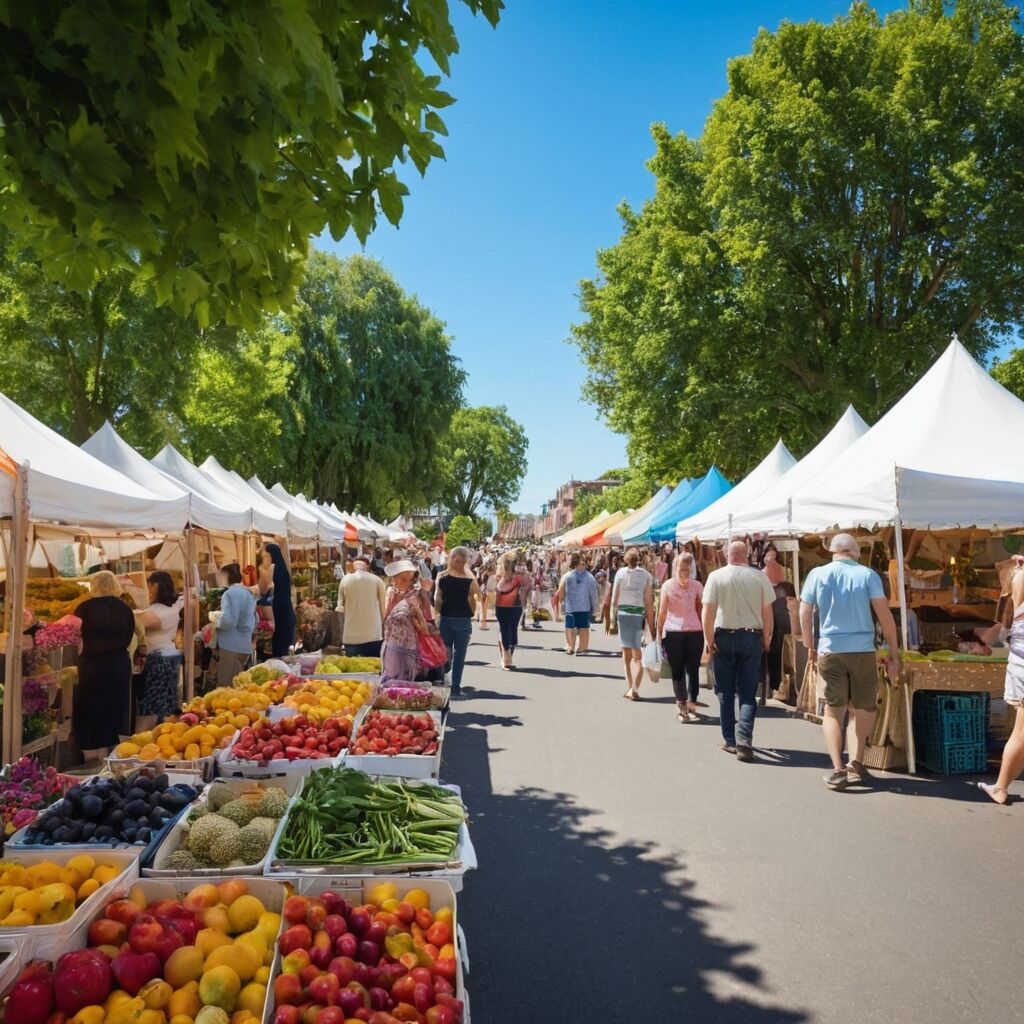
[
  {"xmin": 702, "ymin": 540, "xmax": 776, "ymax": 762},
  {"xmin": 336, "ymin": 557, "xmax": 387, "ymax": 657}
]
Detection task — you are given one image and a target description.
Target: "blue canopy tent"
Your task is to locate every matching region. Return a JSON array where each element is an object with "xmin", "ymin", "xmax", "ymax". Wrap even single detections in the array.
[
  {"xmin": 604, "ymin": 484, "xmax": 673, "ymax": 547},
  {"xmin": 619, "ymin": 480, "xmax": 693, "ymax": 547},
  {"xmin": 646, "ymin": 467, "xmax": 732, "ymax": 544}
]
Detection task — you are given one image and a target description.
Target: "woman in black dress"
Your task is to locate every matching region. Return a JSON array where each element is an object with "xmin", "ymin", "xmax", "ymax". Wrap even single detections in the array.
[
  {"xmin": 74, "ymin": 571, "xmax": 135, "ymax": 760},
  {"xmin": 257, "ymin": 543, "xmax": 295, "ymax": 657}
]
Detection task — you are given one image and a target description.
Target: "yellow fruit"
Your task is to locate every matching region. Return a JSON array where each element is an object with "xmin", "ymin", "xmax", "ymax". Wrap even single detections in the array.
[
  {"xmin": 69, "ymin": 852, "xmax": 97, "ymax": 877},
  {"xmin": 116, "ymin": 741, "xmax": 141, "ymax": 757},
  {"xmin": 107, "ymin": 996, "xmax": 146, "ymax": 1024},
  {"xmin": 253, "ymin": 967, "xmax": 270, "ymax": 986},
  {"xmin": 367, "ymin": 882, "xmax": 398, "ymax": 906},
  {"xmin": 201, "ymin": 904, "xmax": 232, "ymax": 933},
  {"xmin": 195, "ymin": 926, "xmax": 234, "ymax": 959},
  {"xmin": 402, "ymin": 888, "xmax": 431, "ymax": 910},
  {"xmin": 183, "ymin": 743, "xmax": 201, "ymax": 760},
  {"xmin": 205, "ymin": 942, "xmax": 261, "ymax": 983},
  {"xmin": 195, "ymin": 1010, "xmax": 229, "ymax": 1024},
  {"xmin": 78, "ymin": 877, "xmax": 100, "ymax": 901},
  {"xmin": 71, "ymin": 1006, "xmax": 105, "ymax": 1024},
  {"xmin": 230, "ymin": 1013, "xmax": 256, "ymax": 1024},
  {"xmin": 254, "ymin": 912, "xmax": 281, "ymax": 943},
  {"xmin": 1, "ymin": 909, "xmax": 35, "ymax": 926},
  {"xmin": 165, "ymin": 946, "xmax": 206, "ymax": 988},
  {"xmin": 226, "ymin": 895, "xmax": 265, "ymax": 934},
  {"xmin": 169, "ymin": 1017, "xmax": 194, "ymax": 1024},
  {"xmin": 236, "ymin": 983, "xmax": 266, "ymax": 1017},
  {"xmin": 135, "ymin": 730, "xmax": 154, "ymax": 746},
  {"xmin": 105, "ymin": 990, "xmax": 133, "ymax": 1014},
  {"xmin": 93, "ymin": 864, "xmax": 119, "ymax": 886},
  {"xmin": 199, "ymin": 966, "xmax": 241, "ymax": 1012},
  {"xmin": 24, "ymin": 863, "xmax": 62, "ymax": 887},
  {"xmin": 138, "ymin": 979, "xmax": 173, "ymax": 1010},
  {"xmin": 129, "ymin": 885, "xmax": 148, "ymax": 909},
  {"xmin": 434, "ymin": 906, "xmax": 453, "ymax": 926},
  {"xmin": 137, "ymin": 1011, "xmax": 167, "ymax": 1024},
  {"xmin": 234, "ymin": 930, "xmax": 268, "ymax": 964},
  {"xmin": 167, "ymin": 981, "xmax": 201, "ymax": 1020}
]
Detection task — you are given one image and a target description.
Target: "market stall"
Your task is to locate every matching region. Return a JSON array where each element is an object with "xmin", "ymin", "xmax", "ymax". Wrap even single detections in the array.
[
  {"xmin": 603, "ymin": 485, "xmax": 672, "ymax": 548},
  {"xmin": 639, "ymin": 466, "xmax": 733, "ymax": 545}
]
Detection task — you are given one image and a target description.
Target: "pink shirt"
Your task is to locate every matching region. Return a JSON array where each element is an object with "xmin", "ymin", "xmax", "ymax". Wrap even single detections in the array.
[{"xmin": 661, "ymin": 578, "xmax": 703, "ymax": 632}]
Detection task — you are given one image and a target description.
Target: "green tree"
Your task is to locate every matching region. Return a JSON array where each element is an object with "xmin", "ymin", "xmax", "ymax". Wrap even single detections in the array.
[
  {"xmin": 282, "ymin": 251, "xmax": 465, "ymax": 515},
  {"xmin": 0, "ymin": 232, "xmax": 218, "ymax": 447},
  {"xmin": 414, "ymin": 522, "xmax": 441, "ymax": 543},
  {"xmin": 573, "ymin": 474, "xmax": 656, "ymax": 528},
  {"xmin": 573, "ymin": 0, "xmax": 1024, "ymax": 480},
  {"xmin": 446, "ymin": 514, "xmax": 486, "ymax": 548},
  {"xmin": 440, "ymin": 406, "xmax": 529, "ymax": 516},
  {"xmin": 991, "ymin": 348, "xmax": 1024, "ymax": 399},
  {"xmin": 0, "ymin": 0, "xmax": 502, "ymax": 326}
]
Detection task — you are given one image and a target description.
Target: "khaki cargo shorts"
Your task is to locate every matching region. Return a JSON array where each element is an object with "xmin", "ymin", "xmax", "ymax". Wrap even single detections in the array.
[{"xmin": 818, "ymin": 651, "xmax": 879, "ymax": 711}]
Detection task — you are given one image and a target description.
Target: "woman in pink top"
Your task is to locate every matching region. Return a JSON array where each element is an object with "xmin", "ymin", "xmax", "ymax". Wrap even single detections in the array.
[{"xmin": 657, "ymin": 552, "xmax": 704, "ymax": 723}]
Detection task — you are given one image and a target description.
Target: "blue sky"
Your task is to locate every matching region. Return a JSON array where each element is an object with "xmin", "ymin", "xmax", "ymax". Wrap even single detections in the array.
[{"xmin": 325, "ymin": 0, "xmax": 902, "ymax": 515}]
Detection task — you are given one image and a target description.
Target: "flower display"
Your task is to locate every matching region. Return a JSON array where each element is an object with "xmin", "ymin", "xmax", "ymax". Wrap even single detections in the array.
[
  {"xmin": 34, "ymin": 615, "xmax": 82, "ymax": 650},
  {"xmin": 0, "ymin": 757, "xmax": 75, "ymax": 836},
  {"xmin": 297, "ymin": 598, "xmax": 327, "ymax": 651},
  {"xmin": 376, "ymin": 684, "xmax": 435, "ymax": 711},
  {"xmin": 255, "ymin": 618, "xmax": 276, "ymax": 655}
]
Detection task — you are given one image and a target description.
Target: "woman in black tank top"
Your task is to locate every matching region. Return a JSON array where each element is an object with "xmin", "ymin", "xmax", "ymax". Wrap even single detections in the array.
[{"xmin": 433, "ymin": 547, "xmax": 481, "ymax": 698}]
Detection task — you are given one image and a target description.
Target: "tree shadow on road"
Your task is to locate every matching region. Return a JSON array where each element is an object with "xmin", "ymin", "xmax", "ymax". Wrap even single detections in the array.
[
  {"xmin": 524, "ymin": 666, "xmax": 623, "ymax": 680},
  {"xmin": 445, "ymin": 719, "xmax": 811, "ymax": 1024},
  {"xmin": 461, "ymin": 689, "xmax": 526, "ymax": 701}
]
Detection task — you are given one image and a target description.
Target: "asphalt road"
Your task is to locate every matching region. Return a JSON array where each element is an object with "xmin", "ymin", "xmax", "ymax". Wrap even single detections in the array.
[{"xmin": 441, "ymin": 619, "xmax": 1022, "ymax": 1024}]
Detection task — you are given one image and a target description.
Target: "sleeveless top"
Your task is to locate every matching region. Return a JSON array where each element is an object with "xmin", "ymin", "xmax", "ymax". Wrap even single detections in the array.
[{"xmin": 438, "ymin": 574, "xmax": 473, "ymax": 619}]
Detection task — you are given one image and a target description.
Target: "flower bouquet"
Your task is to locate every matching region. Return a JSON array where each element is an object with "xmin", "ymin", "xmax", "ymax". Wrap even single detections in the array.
[
  {"xmin": 22, "ymin": 677, "xmax": 57, "ymax": 743},
  {"xmin": 255, "ymin": 618, "xmax": 276, "ymax": 656},
  {"xmin": 297, "ymin": 599, "xmax": 327, "ymax": 651},
  {"xmin": 34, "ymin": 615, "xmax": 82, "ymax": 650},
  {"xmin": 0, "ymin": 757, "xmax": 76, "ymax": 837}
]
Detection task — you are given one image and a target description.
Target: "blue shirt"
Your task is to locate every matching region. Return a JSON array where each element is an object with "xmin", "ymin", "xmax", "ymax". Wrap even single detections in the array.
[
  {"xmin": 217, "ymin": 583, "xmax": 257, "ymax": 655},
  {"xmin": 563, "ymin": 570, "xmax": 599, "ymax": 615},
  {"xmin": 800, "ymin": 559, "xmax": 884, "ymax": 654}
]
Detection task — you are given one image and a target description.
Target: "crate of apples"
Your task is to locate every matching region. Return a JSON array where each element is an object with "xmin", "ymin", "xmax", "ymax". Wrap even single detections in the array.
[
  {"xmin": 272, "ymin": 882, "xmax": 463, "ymax": 1024},
  {"xmin": 345, "ymin": 712, "xmax": 442, "ymax": 780},
  {"xmin": 221, "ymin": 716, "xmax": 352, "ymax": 774}
]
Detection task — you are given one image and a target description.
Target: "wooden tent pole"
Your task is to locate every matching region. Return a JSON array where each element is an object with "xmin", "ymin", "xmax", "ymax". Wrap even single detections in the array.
[
  {"xmin": 894, "ymin": 507, "xmax": 915, "ymax": 773},
  {"xmin": 182, "ymin": 527, "xmax": 197, "ymax": 702},
  {"xmin": 3, "ymin": 463, "xmax": 31, "ymax": 761}
]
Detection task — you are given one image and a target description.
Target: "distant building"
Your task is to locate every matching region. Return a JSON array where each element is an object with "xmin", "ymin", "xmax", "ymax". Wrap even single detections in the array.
[
  {"xmin": 496, "ymin": 515, "xmax": 542, "ymax": 542},
  {"xmin": 540, "ymin": 478, "xmax": 623, "ymax": 539}
]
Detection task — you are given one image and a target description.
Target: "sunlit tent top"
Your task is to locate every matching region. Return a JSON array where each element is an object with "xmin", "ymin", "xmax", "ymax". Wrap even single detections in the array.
[
  {"xmin": 620, "ymin": 480, "xmax": 695, "ymax": 547},
  {"xmin": 726, "ymin": 407, "xmax": 870, "ymax": 537},
  {"xmin": 675, "ymin": 440, "xmax": 797, "ymax": 541},
  {"xmin": 582, "ymin": 509, "xmax": 627, "ymax": 546},
  {"xmin": 251, "ymin": 479, "xmax": 346, "ymax": 545},
  {"xmin": 83, "ymin": 422, "xmax": 251, "ymax": 535},
  {"xmin": 197, "ymin": 456, "xmax": 292, "ymax": 537},
  {"xmin": 604, "ymin": 485, "xmax": 672, "ymax": 548},
  {"xmin": 0, "ymin": 394, "xmax": 189, "ymax": 532},
  {"xmin": 330, "ymin": 504, "xmax": 382, "ymax": 542},
  {"xmin": 557, "ymin": 509, "xmax": 612, "ymax": 548},
  {"xmin": 789, "ymin": 338, "xmax": 1024, "ymax": 532},
  {"xmin": 151, "ymin": 444, "xmax": 255, "ymax": 532},
  {"xmin": 643, "ymin": 467, "xmax": 731, "ymax": 544}
]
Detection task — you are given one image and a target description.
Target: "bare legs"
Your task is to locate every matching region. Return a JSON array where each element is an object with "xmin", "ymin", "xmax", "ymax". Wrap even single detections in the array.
[
  {"xmin": 981, "ymin": 705, "xmax": 1024, "ymax": 804},
  {"xmin": 564, "ymin": 627, "xmax": 576, "ymax": 654},
  {"xmin": 577, "ymin": 628, "xmax": 591, "ymax": 654},
  {"xmin": 621, "ymin": 649, "xmax": 643, "ymax": 699},
  {"xmin": 823, "ymin": 704, "xmax": 874, "ymax": 771},
  {"xmin": 479, "ymin": 595, "xmax": 489, "ymax": 629}
]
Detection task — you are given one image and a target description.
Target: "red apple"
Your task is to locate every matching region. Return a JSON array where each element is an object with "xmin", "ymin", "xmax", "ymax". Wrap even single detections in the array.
[
  {"xmin": 323, "ymin": 916, "xmax": 348, "ymax": 943},
  {"xmin": 334, "ymin": 933, "xmax": 358, "ymax": 958},
  {"xmin": 88, "ymin": 919, "xmax": 127, "ymax": 948},
  {"xmin": 127, "ymin": 917, "xmax": 166, "ymax": 956},
  {"xmin": 279, "ymin": 924, "xmax": 313, "ymax": 956},
  {"xmin": 308, "ymin": 973, "xmax": 340, "ymax": 1007},
  {"xmin": 110, "ymin": 950, "xmax": 161, "ymax": 995},
  {"xmin": 282, "ymin": 895, "xmax": 310, "ymax": 924},
  {"xmin": 53, "ymin": 949, "xmax": 113, "ymax": 1015},
  {"xmin": 104, "ymin": 901, "xmax": 141, "ymax": 928},
  {"xmin": 144, "ymin": 900, "xmax": 181, "ymax": 919},
  {"xmin": 162, "ymin": 914, "xmax": 198, "ymax": 946},
  {"xmin": 274, "ymin": 973, "xmax": 304, "ymax": 1007},
  {"xmin": 153, "ymin": 927, "xmax": 184, "ymax": 963}
]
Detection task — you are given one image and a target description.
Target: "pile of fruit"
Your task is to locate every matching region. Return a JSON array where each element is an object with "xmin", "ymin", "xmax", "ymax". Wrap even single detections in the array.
[
  {"xmin": 230, "ymin": 666, "xmax": 292, "ymax": 693},
  {"xmin": 4, "ymin": 879, "xmax": 280, "ymax": 1024},
  {"xmin": 161, "ymin": 784, "xmax": 290, "ymax": 871},
  {"xmin": 182, "ymin": 689, "xmax": 279, "ymax": 721},
  {"xmin": 280, "ymin": 679, "xmax": 372, "ymax": 724},
  {"xmin": 19, "ymin": 772, "xmax": 199, "ymax": 848},
  {"xmin": 351, "ymin": 713, "xmax": 440, "ymax": 758},
  {"xmin": 271, "ymin": 884, "xmax": 463, "ymax": 1024},
  {"xmin": 227, "ymin": 717, "xmax": 353, "ymax": 765},
  {"xmin": 0, "ymin": 855, "xmax": 125, "ymax": 926},
  {"xmin": 114, "ymin": 720, "xmax": 239, "ymax": 763},
  {"xmin": 313, "ymin": 656, "xmax": 380, "ymax": 675}
]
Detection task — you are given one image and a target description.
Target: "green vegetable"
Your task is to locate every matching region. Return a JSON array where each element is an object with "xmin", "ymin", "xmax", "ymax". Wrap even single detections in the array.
[
  {"xmin": 277, "ymin": 768, "xmax": 466, "ymax": 866},
  {"xmin": 187, "ymin": 814, "xmax": 239, "ymax": 861},
  {"xmin": 255, "ymin": 787, "xmax": 289, "ymax": 819},
  {"xmin": 218, "ymin": 798, "xmax": 257, "ymax": 827}
]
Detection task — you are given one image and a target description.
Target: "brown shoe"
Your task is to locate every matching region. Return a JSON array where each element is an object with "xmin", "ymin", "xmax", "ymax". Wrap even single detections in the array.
[{"xmin": 846, "ymin": 760, "xmax": 871, "ymax": 784}]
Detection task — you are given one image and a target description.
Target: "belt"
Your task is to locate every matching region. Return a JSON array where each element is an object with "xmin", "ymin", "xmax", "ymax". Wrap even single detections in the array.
[{"xmin": 715, "ymin": 627, "xmax": 761, "ymax": 633}]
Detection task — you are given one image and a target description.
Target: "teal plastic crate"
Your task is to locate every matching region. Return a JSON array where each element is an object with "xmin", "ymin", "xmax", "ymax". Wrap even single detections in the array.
[
  {"xmin": 913, "ymin": 692, "xmax": 989, "ymax": 774},
  {"xmin": 917, "ymin": 742, "xmax": 987, "ymax": 775}
]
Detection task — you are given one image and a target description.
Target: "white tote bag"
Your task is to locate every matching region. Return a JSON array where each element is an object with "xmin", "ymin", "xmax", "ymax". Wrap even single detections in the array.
[{"xmin": 642, "ymin": 640, "xmax": 662, "ymax": 682}]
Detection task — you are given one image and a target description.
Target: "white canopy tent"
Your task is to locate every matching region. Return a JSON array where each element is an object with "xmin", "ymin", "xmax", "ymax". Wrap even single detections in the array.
[
  {"xmin": 789, "ymin": 339, "xmax": 1024, "ymax": 533},
  {"xmin": 720, "ymin": 407, "xmax": 871, "ymax": 538},
  {"xmin": 151, "ymin": 445, "xmax": 255, "ymax": 532},
  {"xmin": 198, "ymin": 456, "xmax": 295, "ymax": 538},
  {"xmin": 604, "ymin": 486, "xmax": 672, "ymax": 548},
  {"xmin": 675, "ymin": 440, "xmax": 797, "ymax": 541},
  {"xmin": 250, "ymin": 478, "xmax": 346, "ymax": 545}
]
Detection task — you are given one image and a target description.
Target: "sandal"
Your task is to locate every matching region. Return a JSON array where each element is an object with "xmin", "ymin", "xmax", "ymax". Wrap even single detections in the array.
[
  {"xmin": 977, "ymin": 783, "xmax": 1009, "ymax": 805},
  {"xmin": 627, "ymin": 691, "xmax": 640, "ymax": 701},
  {"xmin": 622, "ymin": 690, "xmax": 633, "ymax": 700}
]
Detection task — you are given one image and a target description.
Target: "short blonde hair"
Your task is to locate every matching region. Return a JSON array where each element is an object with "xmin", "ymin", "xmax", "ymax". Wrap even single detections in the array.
[
  {"xmin": 89, "ymin": 570, "xmax": 122, "ymax": 597},
  {"xmin": 624, "ymin": 547, "xmax": 640, "ymax": 568}
]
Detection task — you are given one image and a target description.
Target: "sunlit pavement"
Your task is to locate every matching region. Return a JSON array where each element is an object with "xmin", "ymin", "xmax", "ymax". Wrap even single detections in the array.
[{"xmin": 442, "ymin": 620, "xmax": 1020, "ymax": 1024}]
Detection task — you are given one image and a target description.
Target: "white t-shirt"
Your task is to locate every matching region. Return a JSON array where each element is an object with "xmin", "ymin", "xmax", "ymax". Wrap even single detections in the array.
[
  {"xmin": 613, "ymin": 566, "xmax": 653, "ymax": 608},
  {"xmin": 146, "ymin": 598, "xmax": 183, "ymax": 654},
  {"xmin": 703, "ymin": 565, "xmax": 775, "ymax": 630}
]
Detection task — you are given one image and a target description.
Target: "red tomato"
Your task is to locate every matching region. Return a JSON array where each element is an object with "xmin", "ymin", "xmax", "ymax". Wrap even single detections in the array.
[
  {"xmin": 391, "ymin": 976, "xmax": 417, "ymax": 1004},
  {"xmin": 425, "ymin": 922, "xmax": 451, "ymax": 947}
]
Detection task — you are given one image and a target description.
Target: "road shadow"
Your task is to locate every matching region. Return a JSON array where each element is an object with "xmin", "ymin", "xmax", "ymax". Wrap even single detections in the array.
[
  {"xmin": 461, "ymin": 689, "xmax": 526, "ymax": 701},
  {"xmin": 448, "ymin": 711, "xmax": 523, "ymax": 729},
  {"xmin": 444, "ymin": 718, "xmax": 811, "ymax": 1024},
  {"xmin": 525, "ymin": 666, "xmax": 623, "ymax": 680}
]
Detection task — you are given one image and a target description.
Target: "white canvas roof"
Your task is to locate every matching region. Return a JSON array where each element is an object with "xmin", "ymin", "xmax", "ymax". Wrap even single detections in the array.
[
  {"xmin": 197, "ymin": 456, "xmax": 291, "ymax": 536},
  {"xmin": 604, "ymin": 485, "xmax": 672, "ymax": 548},
  {"xmin": 789, "ymin": 339, "xmax": 1024, "ymax": 531},
  {"xmin": 0, "ymin": 394, "xmax": 189, "ymax": 532},
  {"xmin": 251, "ymin": 478, "xmax": 346, "ymax": 545},
  {"xmin": 151, "ymin": 445, "xmax": 255, "ymax": 531},
  {"xmin": 722, "ymin": 407, "xmax": 870, "ymax": 538},
  {"xmin": 676, "ymin": 440, "xmax": 797, "ymax": 540},
  {"xmin": 83, "ymin": 422, "xmax": 252, "ymax": 534}
]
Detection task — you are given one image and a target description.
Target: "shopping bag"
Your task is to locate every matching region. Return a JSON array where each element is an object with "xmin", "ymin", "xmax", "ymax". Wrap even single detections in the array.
[
  {"xmin": 642, "ymin": 641, "xmax": 662, "ymax": 682},
  {"xmin": 418, "ymin": 632, "xmax": 448, "ymax": 670}
]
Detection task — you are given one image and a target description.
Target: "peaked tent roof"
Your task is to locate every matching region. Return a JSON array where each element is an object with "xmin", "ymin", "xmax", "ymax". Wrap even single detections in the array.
[
  {"xmin": 604, "ymin": 485, "xmax": 672, "ymax": 548},
  {"xmin": 789, "ymin": 339, "xmax": 1024, "ymax": 531},
  {"xmin": 83, "ymin": 422, "xmax": 252, "ymax": 534},
  {"xmin": 0, "ymin": 395, "xmax": 189, "ymax": 532},
  {"xmin": 647, "ymin": 466, "xmax": 733, "ymax": 543},
  {"xmin": 248, "ymin": 477, "xmax": 339, "ymax": 543},
  {"xmin": 726, "ymin": 407, "xmax": 869, "ymax": 537},
  {"xmin": 198, "ymin": 456, "xmax": 292, "ymax": 536},
  {"xmin": 557, "ymin": 509, "xmax": 612, "ymax": 548},
  {"xmin": 151, "ymin": 445, "xmax": 254, "ymax": 531},
  {"xmin": 273, "ymin": 487, "xmax": 363, "ymax": 543},
  {"xmin": 675, "ymin": 440, "xmax": 798, "ymax": 541},
  {"xmin": 620, "ymin": 480, "xmax": 694, "ymax": 547},
  {"xmin": 581, "ymin": 509, "xmax": 628, "ymax": 546}
]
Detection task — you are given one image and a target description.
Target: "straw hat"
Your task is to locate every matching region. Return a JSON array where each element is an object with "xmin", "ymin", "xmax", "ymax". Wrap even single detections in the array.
[{"xmin": 385, "ymin": 559, "xmax": 419, "ymax": 577}]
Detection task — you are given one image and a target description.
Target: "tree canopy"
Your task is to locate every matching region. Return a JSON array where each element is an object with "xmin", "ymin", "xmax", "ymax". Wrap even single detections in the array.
[
  {"xmin": 572, "ymin": 0, "xmax": 1024, "ymax": 481},
  {"xmin": 440, "ymin": 406, "xmax": 529, "ymax": 517},
  {"xmin": 0, "ymin": 0, "xmax": 502, "ymax": 327}
]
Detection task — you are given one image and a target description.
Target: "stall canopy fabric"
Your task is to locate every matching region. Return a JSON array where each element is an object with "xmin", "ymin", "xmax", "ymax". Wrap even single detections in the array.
[
  {"xmin": 582, "ymin": 509, "xmax": 628, "ymax": 547},
  {"xmin": 0, "ymin": 393, "xmax": 189, "ymax": 532},
  {"xmin": 789, "ymin": 338, "xmax": 1024, "ymax": 531},
  {"xmin": 725, "ymin": 407, "xmax": 870, "ymax": 537},
  {"xmin": 646, "ymin": 466, "xmax": 731, "ymax": 544},
  {"xmin": 244, "ymin": 476, "xmax": 327, "ymax": 543},
  {"xmin": 270, "ymin": 486, "xmax": 360, "ymax": 544},
  {"xmin": 675, "ymin": 440, "xmax": 798, "ymax": 541},
  {"xmin": 557, "ymin": 510, "xmax": 612, "ymax": 548},
  {"xmin": 83, "ymin": 422, "xmax": 251, "ymax": 535},
  {"xmin": 252, "ymin": 479, "xmax": 347, "ymax": 545},
  {"xmin": 604, "ymin": 485, "xmax": 672, "ymax": 548},
  {"xmin": 198, "ymin": 456, "xmax": 293, "ymax": 537},
  {"xmin": 620, "ymin": 481, "xmax": 694, "ymax": 547},
  {"xmin": 151, "ymin": 444, "xmax": 254, "ymax": 531}
]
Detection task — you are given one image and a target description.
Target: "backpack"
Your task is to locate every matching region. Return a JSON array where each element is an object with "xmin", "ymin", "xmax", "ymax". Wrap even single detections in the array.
[{"xmin": 495, "ymin": 574, "xmax": 524, "ymax": 607}]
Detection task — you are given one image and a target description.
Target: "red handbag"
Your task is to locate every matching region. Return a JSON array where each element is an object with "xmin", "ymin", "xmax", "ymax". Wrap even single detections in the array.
[{"xmin": 418, "ymin": 632, "xmax": 448, "ymax": 669}]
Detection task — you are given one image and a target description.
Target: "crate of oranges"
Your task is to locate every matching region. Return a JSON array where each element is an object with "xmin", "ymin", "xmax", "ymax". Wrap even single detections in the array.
[
  {"xmin": 273, "ymin": 678, "xmax": 374, "ymax": 725},
  {"xmin": 109, "ymin": 718, "xmax": 239, "ymax": 781}
]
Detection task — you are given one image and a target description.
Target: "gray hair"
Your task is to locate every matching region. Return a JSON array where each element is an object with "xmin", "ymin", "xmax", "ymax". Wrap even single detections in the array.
[{"xmin": 450, "ymin": 546, "xmax": 471, "ymax": 563}]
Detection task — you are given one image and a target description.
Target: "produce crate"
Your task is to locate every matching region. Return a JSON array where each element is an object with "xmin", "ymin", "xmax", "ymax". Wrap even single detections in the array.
[
  {"xmin": 914, "ymin": 692, "xmax": 988, "ymax": 748},
  {"xmin": 0, "ymin": 848, "xmax": 139, "ymax": 961},
  {"xmin": 216, "ymin": 731, "xmax": 347, "ymax": 779},
  {"xmin": 918, "ymin": 742, "xmax": 988, "ymax": 775},
  {"xmin": 261, "ymin": 878, "xmax": 469, "ymax": 1024},
  {"xmin": 0, "ymin": 935, "xmax": 27, "ymax": 1001},
  {"xmin": 106, "ymin": 751, "xmax": 219, "ymax": 782},
  {"xmin": 344, "ymin": 709, "xmax": 444, "ymax": 780},
  {"xmin": 144, "ymin": 777, "xmax": 301, "ymax": 877}
]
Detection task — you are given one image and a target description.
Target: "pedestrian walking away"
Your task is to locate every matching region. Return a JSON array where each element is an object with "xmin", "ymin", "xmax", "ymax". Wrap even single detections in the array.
[
  {"xmin": 799, "ymin": 533, "xmax": 900, "ymax": 789},
  {"xmin": 556, "ymin": 553, "xmax": 601, "ymax": 655},
  {"xmin": 494, "ymin": 553, "xmax": 526, "ymax": 670},
  {"xmin": 336, "ymin": 556, "xmax": 387, "ymax": 658},
  {"xmin": 658, "ymin": 551, "xmax": 704, "ymax": 723},
  {"xmin": 611, "ymin": 548, "xmax": 655, "ymax": 701},
  {"xmin": 702, "ymin": 540, "xmax": 775, "ymax": 762},
  {"xmin": 434, "ymin": 546, "xmax": 481, "ymax": 698}
]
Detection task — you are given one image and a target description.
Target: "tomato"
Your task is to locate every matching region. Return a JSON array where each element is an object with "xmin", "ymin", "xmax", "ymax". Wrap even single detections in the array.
[
  {"xmin": 432, "ymin": 958, "xmax": 456, "ymax": 982},
  {"xmin": 414, "ymin": 909, "xmax": 434, "ymax": 931},
  {"xmin": 425, "ymin": 922, "xmax": 450, "ymax": 947},
  {"xmin": 390, "ymin": 976, "xmax": 417, "ymax": 1004}
]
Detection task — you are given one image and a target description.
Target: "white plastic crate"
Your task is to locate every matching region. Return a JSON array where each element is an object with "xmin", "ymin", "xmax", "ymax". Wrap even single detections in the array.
[{"xmin": 344, "ymin": 708, "xmax": 445, "ymax": 779}]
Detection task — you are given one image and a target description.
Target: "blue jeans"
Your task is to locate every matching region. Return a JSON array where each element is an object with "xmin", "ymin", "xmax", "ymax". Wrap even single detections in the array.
[
  {"xmin": 713, "ymin": 630, "xmax": 762, "ymax": 747},
  {"xmin": 439, "ymin": 616, "xmax": 472, "ymax": 694}
]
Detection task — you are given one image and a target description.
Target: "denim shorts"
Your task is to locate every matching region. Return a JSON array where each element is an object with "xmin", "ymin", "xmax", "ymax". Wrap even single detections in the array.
[
  {"xmin": 565, "ymin": 611, "xmax": 590, "ymax": 630},
  {"xmin": 617, "ymin": 611, "xmax": 645, "ymax": 649}
]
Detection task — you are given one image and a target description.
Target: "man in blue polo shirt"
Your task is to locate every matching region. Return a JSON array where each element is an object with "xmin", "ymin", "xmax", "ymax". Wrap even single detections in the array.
[{"xmin": 800, "ymin": 533, "xmax": 900, "ymax": 790}]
